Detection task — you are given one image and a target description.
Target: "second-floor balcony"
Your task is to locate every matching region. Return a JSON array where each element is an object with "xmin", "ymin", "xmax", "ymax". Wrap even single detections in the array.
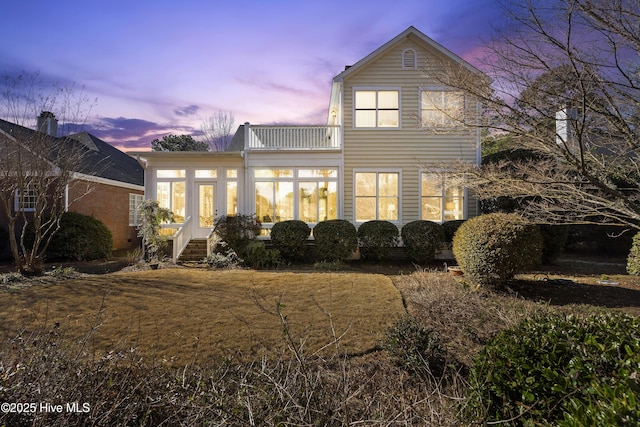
[{"xmin": 245, "ymin": 124, "xmax": 341, "ymax": 150}]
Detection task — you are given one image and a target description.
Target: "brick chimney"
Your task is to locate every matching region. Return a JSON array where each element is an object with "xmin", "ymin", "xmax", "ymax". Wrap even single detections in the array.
[{"xmin": 37, "ymin": 111, "xmax": 58, "ymax": 137}]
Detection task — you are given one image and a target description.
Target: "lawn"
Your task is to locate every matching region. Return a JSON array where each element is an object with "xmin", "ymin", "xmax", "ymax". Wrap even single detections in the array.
[{"xmin": 0, "ymin": 269, "xmax": 405, "ymax": 364}]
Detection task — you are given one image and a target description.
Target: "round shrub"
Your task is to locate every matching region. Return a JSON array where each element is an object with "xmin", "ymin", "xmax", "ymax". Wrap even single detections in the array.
[
  {"xmin": 312, "ymin": 220, "xmax": 357, "ymax": 261},
  {"xmin": 242, "ymin": 241, "xmax": 281, "ymax": 269},
  {"xmin": 357, "ymin": 220, "xmax": 399, "ymax": 261},
  {"xmin": 213, "ymin": 214, "xmax": 261, "ymax": 254},
  {"xmin": 270, "ymin": 220, "xmax": 311, "ymax": 261},
  {"xmin": 538, "ymin": 224, "xmax": 568, "ymax": 264},
  {"xmin": 627, "ymin": 231, "xmax": 640, "ymax": 275},
  {"xmin": 401, "ymin": 220, "xmax": 445, "ymax": 264},
  {"xmin": 452, "ymin": 213, "xmax": 542, "ymax": 286},
  {"xmin": 465, "ymin": 313, "xmax": 640, "ymax": 426},
  {"xmin": 47, "ymin": 212, "xmax": 113, "ymax": 260},
  {"xmin": 442, "ymin": 220, "xmax": 465, "ymax": 244}
]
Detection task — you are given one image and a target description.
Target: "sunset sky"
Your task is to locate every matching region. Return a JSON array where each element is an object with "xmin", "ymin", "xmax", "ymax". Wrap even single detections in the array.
[{"xmin": 1, "ymin": 0, "xmax": 503, "ymax": 150}]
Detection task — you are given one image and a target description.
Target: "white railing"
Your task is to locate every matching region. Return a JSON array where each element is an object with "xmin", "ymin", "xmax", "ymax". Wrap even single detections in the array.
[
  {"xmin": 245, "ymin": 124, "xmax": 341, "ymax": 150},
  {"xmin": 171, "ymin": 216, "xmax": 192, "ymax": 263}
]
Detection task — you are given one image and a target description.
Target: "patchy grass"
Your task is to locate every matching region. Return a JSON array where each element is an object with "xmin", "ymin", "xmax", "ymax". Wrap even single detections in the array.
[{"xmin": 0, "ymin": 269, "xmax": 405, "ymax": 364}]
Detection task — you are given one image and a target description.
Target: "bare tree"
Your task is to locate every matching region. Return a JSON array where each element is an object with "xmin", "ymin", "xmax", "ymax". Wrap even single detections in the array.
[
  {"xmin": 0, "ymin": 72, "xmax": 95, "ymax": 274},
  {"xmin": 422, "ymin": 0, "xmax": 640, "ymax": 230},
  {"xmin": 200, "ymin": 110, "xmax": 235, "ymax": 151}
]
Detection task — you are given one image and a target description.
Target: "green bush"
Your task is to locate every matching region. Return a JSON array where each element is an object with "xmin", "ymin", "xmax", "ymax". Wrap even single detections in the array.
[
  {"xmin": 46, "ymin": 212, "xmax": 113, "ymax": 261},
  {"xmin": 312, "ymin": 220, "xmax": 357, "ymax": 261},
  {"xmin": 401, "ymin": 220, "xmax": 445, "ymax": 264},
  {"xmin": 452, "ymin": 213, "xmax": 542, "ymax": 286},
  {"xmin": 383, "ymin": 315, "xmax": 447, "ymax": 379},
  {"xmin": 270, "ymin": 220, "xmax": 311, "ymax": 261},
  {"xmin": 442, "ymin": 220, "xmax": 465, "ymax": 244},
  {"xmin": 538, "ymin": 224, "xmax": 569, "ymax": 264},
  {"xmin": 357, "ymin": 220, "xmax": 399, "ymax": 261},
  {"xmin": 627, "ymin": 231, "xmax": 640, "ymax": 275},
  {"xmin": 213, "ymin": 214, "xmax": 261, "ymax": 254},
  {"xmin": 465, "ymin": 313, "xmax": 640, "ymax": 426},
  {"xmin": 242, "ymin": 241, "xmax": 281, "ymax": 269}
]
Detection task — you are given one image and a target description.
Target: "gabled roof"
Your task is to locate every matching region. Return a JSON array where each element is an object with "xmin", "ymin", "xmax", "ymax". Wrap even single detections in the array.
[
  {"xmin": 0, "ymin": 118, "xmax": 143, "ymax": 187},
  {"xmin": 332, "ymin": 26, "xmax": 483, "ymax": 82}
]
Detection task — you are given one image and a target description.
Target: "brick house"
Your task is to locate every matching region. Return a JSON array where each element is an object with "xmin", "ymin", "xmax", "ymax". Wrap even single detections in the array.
[{"xmin": 0, "ymin": 113, "xmax": 144, "ymax": 259}]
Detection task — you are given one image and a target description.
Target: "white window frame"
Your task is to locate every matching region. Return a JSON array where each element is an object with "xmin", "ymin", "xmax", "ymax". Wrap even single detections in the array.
[
  {"xmin": 129, "ymin": 193, "xmax": 144, "ymax": 226},
  {"xmin": 419, "ymin": 172, "xmax": 467, "ymax": 223},
  {"xmin": 155, "ymin": 169, "xmax": 186, "ymax": 224},
  {"xmin": 402, "ymin": 48, "xmax": 417, "ymax": 69},
  {"xmin": 353, "ymin": 87, "xmax": 401, "ymax": 129},
  {"xmin": 419, "ymin": 86, "xmax": 466, "ymax": 129},
  {"xmin": 353, "ymin": 169, "xmax": 402, "ymax": 224},
  {"xmin": 15, "ymin": 185, "xmax": 37, "ymax": 212}
]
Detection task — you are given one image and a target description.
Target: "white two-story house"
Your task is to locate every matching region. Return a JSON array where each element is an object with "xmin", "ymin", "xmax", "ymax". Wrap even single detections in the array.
[{"xmin": 130, "ymin": 26, "xmax": 484, "ymax": 261}]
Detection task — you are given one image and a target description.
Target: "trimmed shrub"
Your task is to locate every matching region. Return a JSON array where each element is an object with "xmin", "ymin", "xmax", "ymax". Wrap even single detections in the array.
[
  {"xmin": 312, "ymin": 220, "xmax": 357, "ymax": 261},
  {"xmin": 452, "ymin": 213, "xmax": 542, "ymax": 286},
  {"xmin": 46, "ymin": 212, "xmax": 113, "ymax": 261},
  {"xmin": 465, "ymin": 313, "xmax": 640, "ymax": 426},
  {"xmin": 401, "ymin": 220, "xmax": 445, "ymax": 264},
  {"xmin": 270, "ymin": 220, "xmax": 311, "ymax": 261},
  {"xmin": 383, "ymin": 315, "xmax": 447, "ymax": 379},
  {"xmin": 213, "ymin": 214, "xmax": 261, "ymax": 255},
  {"xmin": 627, "ymin": 231, "xmax": 640, "ymax": 275},
  {"xmin": 242, "ymin": 241, "xmax": 281, "ymax": 269},
  {"xmin": 538, "ymin": 224, "xmax": 568, "ymax": 264},
  {"xmin": 442, "ymin": 220, "xmax": 465, "ymax": 244},
  {"xmin": 357, "ymin": 220, "xmax": 399, "ymax": 261}
]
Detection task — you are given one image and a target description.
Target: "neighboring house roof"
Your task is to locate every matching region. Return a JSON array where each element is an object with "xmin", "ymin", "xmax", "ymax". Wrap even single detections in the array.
[
  {"xmin": 226, "ymin": 124, "xmax": 245, "ymax": 152},
  {"xmin": 0, "ymin": 118, "xmax": 143, "ymax": 187}
]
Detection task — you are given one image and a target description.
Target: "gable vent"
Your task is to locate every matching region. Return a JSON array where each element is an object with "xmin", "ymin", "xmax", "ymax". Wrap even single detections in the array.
[{"xmin": 402, "ymin": 49, "xmax": 417, "ymax": 69}]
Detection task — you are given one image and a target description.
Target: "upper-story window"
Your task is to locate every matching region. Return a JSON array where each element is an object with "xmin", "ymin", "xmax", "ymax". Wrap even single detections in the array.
[
  {"xmin": 15, "ymin": 184, "xmax": 37, "ymax": 212},
  {"xmin": 354, "ymin": 89, "xmax": 400, "ymax": 128},
  {"xmin": 421, "ymin": 89, "xmax": 465, "ymax": 128},
  {"xmin": 402, "ymin": 49, "xmax": 417, "ymax": 69}
]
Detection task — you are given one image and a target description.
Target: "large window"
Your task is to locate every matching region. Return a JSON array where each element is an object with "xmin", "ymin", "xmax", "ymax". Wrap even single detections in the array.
[
  {"xmin": 354, "ymin": 89, "xmax": 399, "ymax": 128},
  {"xmin": 355, "ymin": 172, "xmax": 399, "ymax": 222},
  {"xmin": 15, "ymin": 184, "xmax": 37, "ymax": 212},
  {"xmin": 421, "ymin": 89, "xmax": 465, "ymax": 128},
  {"xmin": 156, "ymin": 169, "xmax": 186, "ymax": 223},
  {"xmin": 254, "ymin": 168, "xmax": 338, "ymax": 225},
  {"xmin": 226, "ymin": 169, "xmax": 238, "ymax": 215},
  {"xmin": 421, "ymin": 173, "xmax": 465, "ymax": 222},
  {"xmin": 128, "ymin": 193, "xmax": 144, "ymax": 226}
]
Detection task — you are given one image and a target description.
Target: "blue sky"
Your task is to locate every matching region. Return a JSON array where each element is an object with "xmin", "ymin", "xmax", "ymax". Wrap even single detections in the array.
[{"xmin": 1, "ymin": 0, "xmax": 503, "ymax": 150}]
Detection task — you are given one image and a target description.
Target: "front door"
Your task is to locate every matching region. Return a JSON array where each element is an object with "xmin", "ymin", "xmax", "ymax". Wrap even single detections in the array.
[{"xmin": 195, "ymin": 183, "xmax": 216, "ymax": 238}]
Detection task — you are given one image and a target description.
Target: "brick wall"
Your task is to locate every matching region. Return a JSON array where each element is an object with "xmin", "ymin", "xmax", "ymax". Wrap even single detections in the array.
[{"xmin": 68, "ymin": 179, "xmax": 143, "ymax": 250}]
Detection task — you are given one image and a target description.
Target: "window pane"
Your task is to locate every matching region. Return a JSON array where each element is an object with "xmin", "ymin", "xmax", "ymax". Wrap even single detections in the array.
[
  {"xmin": 226, "ymin": 182, "xmax": 237, "ymax": 215},
  {"xmin": 157, "ymin": 170, "xmax": 185, "ymax": 178},
  {"xmin": 444, "ymin": 186, "xmax": 464, "ymax": 220},
  {"xmin": 299, "ymin": 182, "xmax": 318, "ymax": 223},
  {"xmin": 378, "ymin": 110, "xmax": 398, "ymax": 127},
  {"xmin": 195, "ymin": 169, "xmax": 217, "ymax": 178},
  {"xmin": 355, "ymin": 91, "xmax": 376, "ymax": 109},
  {"xmin": 298, "ymin": 169, "xmax": 337, "ymax": 178},
  {"xmin": 172, "ymin": 182, "xmax": 186, "ymax": 223},
  {"xmin": 422, "ymin": 174, "xmax": 442, "ymax": 196},
  {"xmin": 255, "ymin": 169, "xmax": 293, "ymax": 178},
  {"xmin": 422, "ymin": 198, "xmax": 442, "ymax": 221},
  {"xmin": 378, "ymin": 197, "xmax": 398, "ymax": 220},
  {"xmin": 323, "ymin": 182, "xmax": 337, "ymax": 221},
  {"xmin": 275, "ymin": 182, "xmax": 294, "ymax": 222},
  {"xmin": 199, "ymin": 185, "xmax": 215, "ymax": 228},
  {"xmin": 226, "ymin": 169, "xmax": 238, "ymax": 178},
  {"xmin": 378, "ymin": 91, "xmax": 398, "ymax": 109},
  {"xmin": 157, "ymin": 182, "xmax": 170, "ymax": 210},
  {"xmin": 355, "ymin": 110, "xmax": 376, "ymax": 127},
  {"xmin": 356, "ymin": 173, "xmax": 377, "ymax": 197},
  {"xmin": 355, "ymin": 197, "xmax": 376, "ymax": 222},
  {"xmin": 379, "ymin": 173, "xmax": 398, "ymax": 197},
  {"xmin": 255, "ymin": 182, "xmax": 274, "ymax": 222}
]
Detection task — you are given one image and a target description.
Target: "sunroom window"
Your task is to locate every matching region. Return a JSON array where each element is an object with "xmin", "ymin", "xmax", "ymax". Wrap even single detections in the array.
[{"xmin": 156, "ymin": 169, "xmax": 186, "ymax": 223}]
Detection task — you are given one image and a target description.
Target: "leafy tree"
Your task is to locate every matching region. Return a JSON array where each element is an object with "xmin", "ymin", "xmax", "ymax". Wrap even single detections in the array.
[
  {"xmin": 151, "ymin": 134, "xmax": 209, "ymax": 151},
  {"xmin": 424, "ymin": 0, "xmax": 640, "ymax": 231}
]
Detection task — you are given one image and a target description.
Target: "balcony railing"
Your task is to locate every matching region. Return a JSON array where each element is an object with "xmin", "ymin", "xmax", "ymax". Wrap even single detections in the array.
[{"xmin": 245, "ymin": 124, "xmax": 341, "ymax": 150}]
